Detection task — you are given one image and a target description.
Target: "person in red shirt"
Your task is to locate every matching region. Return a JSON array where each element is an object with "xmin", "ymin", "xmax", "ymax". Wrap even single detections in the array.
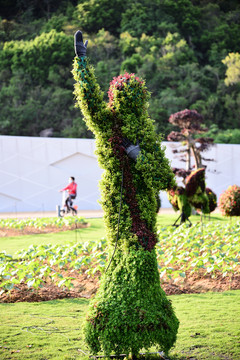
[{"xmin": 60, "ymin": 176, "xmax": 77, "ymax": 214}]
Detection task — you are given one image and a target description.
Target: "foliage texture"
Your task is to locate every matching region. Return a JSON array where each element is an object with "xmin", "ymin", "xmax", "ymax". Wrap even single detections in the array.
[
  {"xmin": 185, "ymin": 168, "xmax": 210, "ymax": 214},
  {"xmin": 1, "ymin": 1, "xmax": 240, "ymax": 139},
  {"xmin": 1, "ymin": 219, "xmax": 240, "ymax": 296},
  {"xmin": 167, "ymin": 109, "xmax": 214, "ymax": 175}
]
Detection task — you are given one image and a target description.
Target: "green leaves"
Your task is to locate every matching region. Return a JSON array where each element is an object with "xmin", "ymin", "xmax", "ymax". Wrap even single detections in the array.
[
  {"xmin": 2, "ymin": 30, "xmax": 73, "ymax": 83},
  {"xmin": 156, "ymin": 220, "xmax": 240, "ymax": 280},
  {"xmin": 1, "ymin": 219, "xmax": 239, "ymax": 294},
  {"xmin": 0, "ymin": 239, "xmax": 108, "ymax": 294}
]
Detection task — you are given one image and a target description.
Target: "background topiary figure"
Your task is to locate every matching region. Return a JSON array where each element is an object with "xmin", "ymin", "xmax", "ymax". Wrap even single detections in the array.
[
  {"xmin": 167, "ymin": 186, "xmax": 192, "ymax": 226},
  {"xmin": 219, "ymin": 185, "xmax": 240, "ymax": 216},
  {"xmin": 168, "ymin": 168, "xmax": 215, "ymax": 225},
  {"xmin": 72, "ymin": 31, "xmax": 179, "ymax": 357},
  {"xmin": 185, "ymin": 168, "xmax": 210, "ymax": 214},
  {"xmin": 206, "ymin": 188, "xmax": 217, "ymax": 213}
]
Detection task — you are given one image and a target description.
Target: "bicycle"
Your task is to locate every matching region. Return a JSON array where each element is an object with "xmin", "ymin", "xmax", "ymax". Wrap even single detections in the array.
[{"xmin": 59, "ymin": 191, "xmax": 78, "ymax": 217}]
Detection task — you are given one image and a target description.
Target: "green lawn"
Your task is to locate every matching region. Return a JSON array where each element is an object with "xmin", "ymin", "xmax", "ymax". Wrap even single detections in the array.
[
  {"xmin": 0, "ymin": 291, "xmax": 239, "ymax": 359},
  {"xmin": 0, "ymin": 213, "xmax": 239, "ymax": 359},
  {"xmin": 170, "ymin": 291, "xmax": 240, "ymax": 360}
]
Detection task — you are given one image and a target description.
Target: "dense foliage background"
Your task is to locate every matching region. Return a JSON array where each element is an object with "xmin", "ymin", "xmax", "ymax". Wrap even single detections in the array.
[{"xmin": 0, "ymin": 0, "xmax": 240, "ymax": 142}]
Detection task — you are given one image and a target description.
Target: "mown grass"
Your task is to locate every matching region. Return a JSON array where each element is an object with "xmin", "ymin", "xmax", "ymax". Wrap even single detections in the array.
[
  {"xmin": 0, "ymin": 213, "xmax": 239, "ymax": 360},
  {"xmin": 170, "ymin": 291, "xmax": 240, "ymax": 360},
  {"xmin": 0, "ymin": 298, "xmax": 89, "ymax": 360},
  {"xmin": 0, "ymin": 291, "xmax": 239, "ymax": 359}
]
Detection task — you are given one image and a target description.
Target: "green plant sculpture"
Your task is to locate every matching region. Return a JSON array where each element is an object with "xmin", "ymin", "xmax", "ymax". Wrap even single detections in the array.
[
  {"xmin": 168, "ymin": 168, "xmax": 216, "ymax": 226},
  {"xmin": 72, "ymin": 31, "xmax": 179, "ymax": 358},
  {"xmin": 185, "ymin": 168, "xmax": 210, "ymax": 214},
  {"xmin": 167, "ymin": 186, "xmax": 192, "ymax": 226}
]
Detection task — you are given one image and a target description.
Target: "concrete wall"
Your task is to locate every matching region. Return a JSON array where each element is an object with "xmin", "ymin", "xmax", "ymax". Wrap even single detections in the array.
[
  {"xmin": 162, "ymin": 141, "xmax": 240, "ymax": 208},
  {"xmin": 0, "ymin": 135, "xmax": 239, "ymax": 212},
  {"xmin": 0, "ymin": 136, "xmax": 102, "ymax": 213}
]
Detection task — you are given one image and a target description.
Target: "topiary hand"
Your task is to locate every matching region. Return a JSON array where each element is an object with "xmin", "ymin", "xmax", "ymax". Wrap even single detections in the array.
[
  {"xmin": 122, "ymin": 138, "xmax": 141, "ymax": 161},
  {"xmin": 74, "ymin": 30, "xmax": 88, "ymax": 57}
]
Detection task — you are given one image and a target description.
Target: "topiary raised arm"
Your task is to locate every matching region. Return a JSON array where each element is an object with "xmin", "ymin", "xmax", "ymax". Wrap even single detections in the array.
[{"xmin": 72, "ymin": 31, "xmax": 112, "ymax": 135}]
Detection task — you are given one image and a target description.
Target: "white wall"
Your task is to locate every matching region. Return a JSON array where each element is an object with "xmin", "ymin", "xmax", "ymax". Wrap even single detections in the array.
[
  {"xmin": 161, "ymin": 141, "xmax": 240, "ymax": 208},
  {"xmin": 0, "ymin": 135, "xmax": 239, "ymax": 212},
  {"xmin": 0, "ymin": 136, "xmax": 103, "ymax": 212}
]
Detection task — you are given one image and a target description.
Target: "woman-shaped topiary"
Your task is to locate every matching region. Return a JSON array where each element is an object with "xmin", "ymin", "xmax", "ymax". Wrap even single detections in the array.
[{"xmin": 72, "ymin": 31, "xmax": 179, "ymax": 358}]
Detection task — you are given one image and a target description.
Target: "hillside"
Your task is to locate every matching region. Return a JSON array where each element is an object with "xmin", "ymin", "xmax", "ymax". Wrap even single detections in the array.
[{"xmin": 0, "ymin": 0, "xmax": 240, "ymax": 142}]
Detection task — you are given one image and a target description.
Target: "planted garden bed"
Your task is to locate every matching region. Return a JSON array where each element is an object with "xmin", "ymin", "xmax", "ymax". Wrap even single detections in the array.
[
  {"xmin": 0, "ymin": 216, "xmax": 89, "ymax": 237},
  {"xmin": 0, "ymin": 219, "xmax": 239, "ymax": 302}
]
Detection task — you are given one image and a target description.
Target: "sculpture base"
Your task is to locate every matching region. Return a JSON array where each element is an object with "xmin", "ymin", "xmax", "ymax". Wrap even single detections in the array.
[
  {"xmin": 90, "ymin": 351, "xmax": 170, "ymax": 359},
  {"xmin": 84, "ymin": 247, "xmax": 179, "ymax": 356}
]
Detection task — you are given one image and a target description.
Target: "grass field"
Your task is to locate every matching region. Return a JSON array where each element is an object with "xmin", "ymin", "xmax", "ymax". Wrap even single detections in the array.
[
  {"xmin": 0, "ymin": 291, "xmax": 239, "ymax": 360},
  {"xmin": 0, "ymin": 214, "xmax": 239, "ymax": 359}
]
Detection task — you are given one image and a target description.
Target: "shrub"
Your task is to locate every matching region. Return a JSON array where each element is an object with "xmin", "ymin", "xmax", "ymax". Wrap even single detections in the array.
[
  {"xmin": 218, "ymin": 185, "xmax": 240, "ymax": 216},
  {"xmin": 185, "ymin": 168, "xmax": 205, "ymax": 197}
]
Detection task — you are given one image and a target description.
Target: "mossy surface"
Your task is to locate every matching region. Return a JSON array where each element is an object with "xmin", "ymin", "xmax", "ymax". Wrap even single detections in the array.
[{"xmin": 85, "ymin": 248, "xmax": 179, "ymax": 356}]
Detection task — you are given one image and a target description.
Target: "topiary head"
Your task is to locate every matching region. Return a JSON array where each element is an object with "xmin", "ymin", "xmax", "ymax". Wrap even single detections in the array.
[
  {"xmin": 108, "ymin": 72, "xmax": 149, "ymax": 115},
  {"xmin": 206, "ymin": 187, "xmax": 217, "ymax": 213}
]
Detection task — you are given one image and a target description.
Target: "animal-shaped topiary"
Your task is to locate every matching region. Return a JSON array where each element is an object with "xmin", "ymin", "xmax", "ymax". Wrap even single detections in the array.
[
  {"xmin": 185, "ymin": 168, "xmax": 210, "ymax": 214},
  {"xmin": 206, "ymin": 188, "xmax": 217, "ymax": 213},
  {"xmin": 167, "ymin": 186, "xmax": 192, "ymax": 226},
  {"xmin": 168, "ymin": 168, "xmax": 216, "ymax": 226},
  {"xmin": 72, "ymin": 31, "xmax": 179, "ymax": 358}
]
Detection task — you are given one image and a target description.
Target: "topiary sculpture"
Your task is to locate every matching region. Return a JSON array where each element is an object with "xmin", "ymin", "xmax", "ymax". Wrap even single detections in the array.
[
  {"xmin": 167, "ymin": 109, "xmax": 214, "ymax": 171},
  {"xmin": 72, "ymin": 30, "xmax": 179, "ymax": 358},
  {"xmin": 167, "ymin": 186, "xmax": 192, "ymax": 226},
  {"xmin": 167, "ymin": 168, "xmax": 214, "ymax": 225},
  {"xmin": 185, "ymin": 168, "xmax": 210, "ymax": 214},
  {"xmin": 205, "ymin": 188, "xmax": 217, "ymax": 213}
]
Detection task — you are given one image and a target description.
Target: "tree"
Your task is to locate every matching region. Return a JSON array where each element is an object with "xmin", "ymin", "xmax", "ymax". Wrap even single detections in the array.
[
  {"xmin": 74, "ymin": 0, "xmax": 127, "ymax": 35},
  {"xmin": 222, "ymin": 52, "xmax": 240, "ymax": 86},
  {"xmin": 1, "ymin": 30, "xmax": 73, "ymax": 83},
  {"xmin": 166, "ymin": 109, "xmax": 218, "ymax": 222},
  {"xmin": 167, "ymin": 109, "xmax": 214, "ymax": 176},
  {"xmin": 1, "ymin": 0, "xmax": 240, "ymax": 140}
]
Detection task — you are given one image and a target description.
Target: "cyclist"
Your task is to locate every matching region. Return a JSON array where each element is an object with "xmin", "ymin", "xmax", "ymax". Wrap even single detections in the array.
[{"xmin": 60, "ymin": 176, "xmax": 77, "ymax": 214}]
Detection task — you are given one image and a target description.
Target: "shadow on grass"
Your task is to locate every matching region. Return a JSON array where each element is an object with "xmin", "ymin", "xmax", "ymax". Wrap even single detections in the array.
[{"xmin": 92, "ymin": 355, "xmax": 190, "ymax": 360}]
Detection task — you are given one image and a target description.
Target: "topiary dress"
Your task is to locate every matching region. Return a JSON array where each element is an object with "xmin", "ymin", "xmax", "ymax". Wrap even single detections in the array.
[{"xmin": 72, "ymin": 56, "xmax": 179, "ymax": 357}]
